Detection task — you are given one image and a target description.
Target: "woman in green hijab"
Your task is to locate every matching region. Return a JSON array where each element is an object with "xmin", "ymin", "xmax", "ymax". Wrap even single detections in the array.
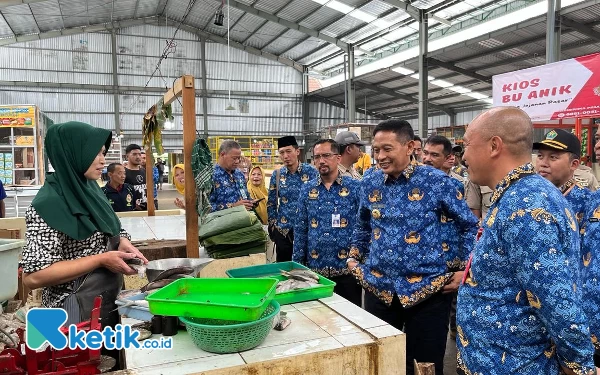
[{"xmin": 20, "ymin": 121, "xmax": 147, "ymax": 327}]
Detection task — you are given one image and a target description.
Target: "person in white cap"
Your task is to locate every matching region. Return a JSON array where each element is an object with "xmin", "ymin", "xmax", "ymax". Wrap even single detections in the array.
[{"xmin": 334, "ymin": 131, "xmax": 368, "ymax": 180}]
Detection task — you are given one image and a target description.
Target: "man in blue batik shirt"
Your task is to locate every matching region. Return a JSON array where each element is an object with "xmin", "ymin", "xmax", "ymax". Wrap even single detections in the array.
[
  {"xmin": 457, "ymin": 107, "xmax": 594, "ymax": 375},
  {"xmin": 534, "ymin": 128, "xmax": 591, "ymax": 227},
  {"xmin": 209, "ymin": 140, "xmax": 253, "ymax": 212},
  {"xmin": 348, "ymin": 120, "xmax": 478, "ymax": 375},
  {"xmin": 294, "ymin": 139, "xmax": 362, "ymax": 306},
  {"xmin": 579, "ymin": 127, "xmax": 600, "ymax": 372},
  {"xmin": 267, "ymin": 136, "xmax": 318, "ymax": 262}
]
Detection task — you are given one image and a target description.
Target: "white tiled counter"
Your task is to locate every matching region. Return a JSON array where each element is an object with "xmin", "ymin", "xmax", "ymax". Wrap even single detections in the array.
[
  {"xmin": 119, "ymin": 215, "xmax": 187, "ymax": 241},
  {"xmin": 111, "ymin": 294, "xmax": 406, "ymax": 375}
]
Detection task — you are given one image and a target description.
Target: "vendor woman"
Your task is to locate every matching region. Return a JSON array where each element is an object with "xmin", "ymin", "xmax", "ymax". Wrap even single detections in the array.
[
  {"xmin": 20, "ymin": 121, "xmax": 147, "ymax": 328},
  {"xmin": 173, "ymin": 163, "xmax": 186, "ymax": 209}
]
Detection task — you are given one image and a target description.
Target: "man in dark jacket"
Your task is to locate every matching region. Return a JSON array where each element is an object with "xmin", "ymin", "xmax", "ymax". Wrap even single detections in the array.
[{"xmin": 102, "ymin": 163, "xmax": 136, "ymax": 212}]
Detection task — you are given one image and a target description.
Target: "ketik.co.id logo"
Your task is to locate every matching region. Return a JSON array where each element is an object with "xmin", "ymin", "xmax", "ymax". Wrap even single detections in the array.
[{"xmin": 26, "ymin": 308, "xmax": 172, "ymax": 350}]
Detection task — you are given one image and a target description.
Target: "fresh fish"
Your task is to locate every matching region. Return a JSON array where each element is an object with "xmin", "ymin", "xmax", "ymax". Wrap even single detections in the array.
[
  {"xmin": 125, "ymin": 258, "xmax": 146, "ymax": 278},
  {"xmin": 170, "ymin": 273, "xmax": 194, "ymax": 280},
  {"xmin": 117, "ymin": 289, "xmax": 142, "ymax": 299},
  {"xmin": 273, "ymin": 311, "xmax": 291, "ymax": 331},
  {"xmin": 282, "ymin": 269, "xmax": 320, "ymax": 282},
  {"xmin": 151, "ymin": 266, "xmax": 195, "ymax": 282},
  {"xmin": 275, "ymin": 279, "xmax": 317, "ymax": 293},
  {"xmin": 115, "ymin": 299, "xmax": 150, "ymax": 309},
  {"xmin": 140, "ymin": 278, "xmax": 176, "ymax": 292}
]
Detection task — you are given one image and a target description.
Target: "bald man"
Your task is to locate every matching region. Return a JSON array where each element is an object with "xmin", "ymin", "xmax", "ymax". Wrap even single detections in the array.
[{"xmin": 456, "ymin": 107, "xmax": 594, "ymax": 375}]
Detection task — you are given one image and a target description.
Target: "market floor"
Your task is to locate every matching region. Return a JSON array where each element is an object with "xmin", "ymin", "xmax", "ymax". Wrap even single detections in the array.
[
  {"xmin": 155, "ymin": 184, "xmax": 180, "ymax": 210},
  {"xmin": 156, "ymin": 184, "xmax": 460, "ymax": 374},
  {"xmin": 445, "ymin": 333, "xmax": 458, "ymax": 375}
]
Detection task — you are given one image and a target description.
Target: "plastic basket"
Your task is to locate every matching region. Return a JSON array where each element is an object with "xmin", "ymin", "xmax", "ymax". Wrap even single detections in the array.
[
  {"xmin": 226, "ymin": 261, "xmax": 336, "ymax": 305},
  {"xmin": 146, "ymin": 278, "xmax": 278, "ymax": 321},
  {"xmin": 180, "ymin": 300, "xmax": 280, "ymax": 354}
]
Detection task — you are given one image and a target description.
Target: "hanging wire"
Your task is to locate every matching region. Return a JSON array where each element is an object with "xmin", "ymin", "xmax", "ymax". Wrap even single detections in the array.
[
  {"xmin": 120, "ymin": 0, "xmax": 197, "ymax": 127},
  {"xmin": 227, "ymin": 0, "xmax": 231, "ymax": 106}
]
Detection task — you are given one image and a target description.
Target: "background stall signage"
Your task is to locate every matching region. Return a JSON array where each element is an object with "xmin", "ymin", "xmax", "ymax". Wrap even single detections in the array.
[
  {"xmin": 0, "ymin": 105, "xmax": 36, "ymax": 127},
  {"xmin": 492, "ymin": 53, "xmax": 600, "ymax": 121}
]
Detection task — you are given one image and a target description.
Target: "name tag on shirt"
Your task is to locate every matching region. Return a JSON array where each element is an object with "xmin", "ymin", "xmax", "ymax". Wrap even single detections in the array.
[{"xmin": 332, "ymin": 213, "xmax": 341, "ymax": 228}]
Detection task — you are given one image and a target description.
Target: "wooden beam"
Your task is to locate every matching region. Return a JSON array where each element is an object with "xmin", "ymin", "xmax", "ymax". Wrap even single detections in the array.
[
  {"xmin": 146, "ymin": 151, "xmax": 155, "ymax": 216},
  {"xmin": 182, "ymin": 75, "xmax": 199, "ymax": 258},
  {"xmin": 164, "ymin": 77, "xmax": 184, "ymax": 106}
]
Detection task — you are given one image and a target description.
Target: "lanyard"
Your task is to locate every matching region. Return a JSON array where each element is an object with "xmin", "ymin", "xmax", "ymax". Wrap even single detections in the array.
[{"xmin": 462, "ymin": 227, "xmax": 484, "ymax": 285}]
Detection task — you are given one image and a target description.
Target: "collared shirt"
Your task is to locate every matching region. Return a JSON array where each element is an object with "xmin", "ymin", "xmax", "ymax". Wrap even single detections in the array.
[
  {"xmin": 580, "ymin": 191, "xmax": 600, "ymax": 350},
  {"xmin": 338, "ymin": 164, "xmax": 362, "ymax": 180},
  {"xmin": 102, "ymin": 183, "xmax": 135, "ymax": 212},
  {"xmin": 293, "ymin": 175, "xmax": 360, "ymax": 278},
  {"xmin": 465, "ymin": 180, "xmax": 494, "ymax": 219},
  {"xmin": 267, "ymin": 163, "xmax": 318, "ymax": 235},
  {"xmin": 452, "ymin": 164, "xmax": 468, "ymax": 179},
  {"xmin": 350, "ymin": 162, "xmax": 478, "ymax": 307},
  {"xmin": 457, "ymin": 163, "xmax": 594, "ymax": 375},
  {"xmin": 574, "ymin": 165, "xmax": 599, "ymax": 191},
  {"xmin": 561, "ymin": 179, "xmax": 590, "ymax": 227},
  {"xmin": 209, "ymin": 164, "xmax": 249, "ymax": 212},
  {"xmin": 442, "ymin": 177, "xmax": 473, "ymax": 271}
]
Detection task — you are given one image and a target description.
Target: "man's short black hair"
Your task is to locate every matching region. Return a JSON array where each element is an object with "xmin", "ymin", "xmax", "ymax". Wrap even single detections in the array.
[
  {"xmin": 413, "ymin": 135, "xmax": 422, "ymax": 144},
  {"xmin": 125, "ymin": 144, "xmax": 141, "ymax": 154},
  {"xmin": 425, "ymin": 135, "xmax": 452, "ymax": 156},
  {"xmin": 107, "ymin": 163, "xmax": 122, "ymax": 173},
  {"xmin": 313, "ymin": 139, "xmax": 340, "ymax": 154},
  {"xmin": 373, "ymin": 120, "xmax": 414, "ymax": 143}
]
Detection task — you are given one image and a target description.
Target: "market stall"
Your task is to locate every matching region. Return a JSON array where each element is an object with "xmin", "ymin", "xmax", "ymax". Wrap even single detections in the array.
[{"xmin": 111, "ymin": 295, "xmax": 405, "ymax": 375}]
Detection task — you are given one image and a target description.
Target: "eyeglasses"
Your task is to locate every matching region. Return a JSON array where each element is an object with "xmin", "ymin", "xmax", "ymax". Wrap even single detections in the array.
[{"xmin": 313, "ymin": 153, "xmax": 338, "ymax": 161}]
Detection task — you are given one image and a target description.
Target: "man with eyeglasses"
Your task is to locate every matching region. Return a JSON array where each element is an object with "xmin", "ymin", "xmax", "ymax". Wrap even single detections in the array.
[
  {"xmin": 293, "ymin": 139, "xmax": 362, "ymax": 306},
  {"xmin": 334, "ymin": 131, "xmax": 368, "ymax": 180},
  {"xmin": 267, "ymin": 136, "xmax": 318, "ymax": 262},
  {"xmin": 209, "ymin": 140, "xmax": 253, "ymax": 212}
]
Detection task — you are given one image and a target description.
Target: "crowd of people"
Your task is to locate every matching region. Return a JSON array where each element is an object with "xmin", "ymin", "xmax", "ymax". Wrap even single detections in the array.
[{"xmin": 15, "ymin": 106, "xmax": 600, "ymax": 374}]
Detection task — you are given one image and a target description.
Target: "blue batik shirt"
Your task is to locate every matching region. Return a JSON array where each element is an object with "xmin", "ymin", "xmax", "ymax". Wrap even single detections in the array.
[
  {"xmin": 267, "ymin": 163, "xmax": 318, "ymax": 236},
  {"xmin": 209, "ymin": 164, "xmax": 249, "ymax": 212},
  {"xmin": 350, "ymin": 161, "xmax": 478, "ymax": 307},
  {"xmin": 293, "ymin": 175, "xmax": 361, "ymax": 278},
  {"xmin": 457, "ymin": 163, "xmax": 594, "ymax": 375},
  {"xmin": 580, "ymin": 190, "xmax": 600, "ymax": 351},
  {"xmin": 444, "ymin": 176, "xmax": 473, "ymax": 271},
  {"xmin": 561, "ymin": 179, "xmax": 591, "ymax": 227}
]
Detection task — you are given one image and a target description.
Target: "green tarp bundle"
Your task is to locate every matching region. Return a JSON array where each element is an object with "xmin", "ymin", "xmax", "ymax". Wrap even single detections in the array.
[{"xmin": 199, "ymin": 206, "xmax": 266, "ymax": 259}]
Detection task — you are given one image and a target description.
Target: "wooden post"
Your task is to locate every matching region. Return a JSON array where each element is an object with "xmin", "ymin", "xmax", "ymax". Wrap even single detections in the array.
[
  {"xmin": 146, "ymin": 149, "xmax": 155, "ymax": 216},
  {"xmin": 161, "ymin": 75, "xmax": 199, "ymax": 258},
  {"xmin": 575, "ymin": 117, "xmax": 582, "ymax": 140},
  {"xmin": 182, "ymin": 75, "xmax": 199, "ymax": 258}
]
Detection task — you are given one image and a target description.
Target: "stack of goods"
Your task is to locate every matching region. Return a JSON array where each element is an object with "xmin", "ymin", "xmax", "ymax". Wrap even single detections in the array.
[
  {"xmin": 199, "ymin": 206, "xmax": 267, "ymax": 259},
  {"xmin": 0, "ymin": 153, "xmax": 13, "ymax": 185}
]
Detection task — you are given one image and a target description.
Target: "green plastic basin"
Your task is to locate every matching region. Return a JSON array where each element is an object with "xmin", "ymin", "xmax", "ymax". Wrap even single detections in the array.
[{"xmin": 145, "ymin": 278, "xmax": 277, "ymax": 322}]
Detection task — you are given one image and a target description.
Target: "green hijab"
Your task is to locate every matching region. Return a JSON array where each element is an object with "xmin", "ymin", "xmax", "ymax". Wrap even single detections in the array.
[{"xmin": 32, "ymin": 121, "xmax": 121, "ymax": 240}]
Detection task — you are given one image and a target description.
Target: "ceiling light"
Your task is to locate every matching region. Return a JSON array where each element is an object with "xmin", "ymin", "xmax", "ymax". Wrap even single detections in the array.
[
  {"xmin": 482, "ymin": 98, "xmax": 494, "ymax": 104},
  {"xmin": 349, "ymin": 9, "xmax": 377, "ymax": 23},
  {"xmin": 327, "ymin": 0, "xmax": 353, "ymax": 14},
  {"xmin": 392, "ymin": 67, "xmax": 415, "ymax": 75},
  {"xmin": 449, "ymin": 86, "xmax": 471, "ymax": 94},
  {"xmin": 372, "ymin": 18, "xmax": 395, "ymax": 29},
  {"xmin": 466, "ymin": 92, "xmax": 488, "ymax": 100},
  {"xmin": 409, "ymin": 73, "xmax": 434, "ymax": 81},
  {"xmin": 430, "ymin": 79, "xmax": 454, "ymax": 88}
]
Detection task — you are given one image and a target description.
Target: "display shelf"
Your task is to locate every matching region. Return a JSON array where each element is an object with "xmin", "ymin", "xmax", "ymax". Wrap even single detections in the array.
[
  {"xmin": 208, "ymin": 136, "xmax": 279, "ymax": 169},
  {"xmin": 0, "ymin": 105, "xmax": 47, "ymax": 186}
]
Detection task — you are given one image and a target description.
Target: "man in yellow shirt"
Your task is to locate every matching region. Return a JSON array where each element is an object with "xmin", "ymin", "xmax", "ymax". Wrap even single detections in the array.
[{"xmin": 354, "ymin": 148, "xmax": 372, "ymax": 176}]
